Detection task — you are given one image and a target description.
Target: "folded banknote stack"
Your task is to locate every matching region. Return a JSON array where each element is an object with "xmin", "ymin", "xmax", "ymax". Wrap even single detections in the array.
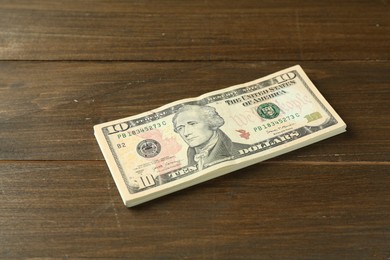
[{"xmin": 94, "ymin": 65, "xmax": 346, "ymax": 207}]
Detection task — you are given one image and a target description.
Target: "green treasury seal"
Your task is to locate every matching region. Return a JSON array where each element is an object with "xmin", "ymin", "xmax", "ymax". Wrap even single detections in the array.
[{"xmin": 257, "ymin": 103, "xmax": 281, "ymax": 119}]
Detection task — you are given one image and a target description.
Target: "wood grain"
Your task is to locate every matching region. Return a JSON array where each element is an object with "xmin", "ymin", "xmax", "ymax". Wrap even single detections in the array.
[
  {"xmin": 0, "ymin": 0, "xmax": 389, "ymax": 258},
  {"xmin": 0, "ymin": 0, "xmax": 388, "ymax": 61},
  {"xmin": 0, "ymin": 61, "xmax": 388, "ymax": 161},
  {"xmin": 1, "ymin": 161, "xmax": 389, "ymax": 258}
]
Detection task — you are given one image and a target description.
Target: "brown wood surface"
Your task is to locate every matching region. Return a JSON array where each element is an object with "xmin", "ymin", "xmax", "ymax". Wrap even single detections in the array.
[
  {"xmin": 0, "ymin": 0, "xmax": 388, "ymax": 61},
  {"xmin": 0, "ymin": 0, "xmax": 389, "ymax": 259}
]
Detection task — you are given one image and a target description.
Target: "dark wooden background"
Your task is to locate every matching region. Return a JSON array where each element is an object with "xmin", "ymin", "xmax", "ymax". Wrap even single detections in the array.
[{"xmin": 1, "ymin": 1, "xmax": 389, "ymax": 259}]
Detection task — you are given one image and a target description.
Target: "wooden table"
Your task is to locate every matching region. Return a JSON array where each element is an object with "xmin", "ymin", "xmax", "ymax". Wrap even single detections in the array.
[{"xmin": 1, "ymin": 1, "xmax": 389, "ymax": 259}]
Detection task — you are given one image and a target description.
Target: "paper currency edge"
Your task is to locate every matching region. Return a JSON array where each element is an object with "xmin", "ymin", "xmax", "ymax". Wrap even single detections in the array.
[
  {"xmin": 93, "ymin": 65, "xmax": 347, "ymax": 207},
  {"xmin": 96, "ymin": 122, "xmax": 346, "ymax": 207}
]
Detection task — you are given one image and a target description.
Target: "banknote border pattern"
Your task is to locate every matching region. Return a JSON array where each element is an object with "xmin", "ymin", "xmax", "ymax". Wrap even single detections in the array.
[{"xmin": 101, "ymin": 69, "xmax": 338, "ymax": 194}]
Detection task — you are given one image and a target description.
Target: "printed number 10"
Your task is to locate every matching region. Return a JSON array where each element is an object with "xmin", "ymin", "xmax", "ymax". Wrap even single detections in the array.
[{"xmin": 137, "ymin": 175, "xmax": 156, "ymax": 189}]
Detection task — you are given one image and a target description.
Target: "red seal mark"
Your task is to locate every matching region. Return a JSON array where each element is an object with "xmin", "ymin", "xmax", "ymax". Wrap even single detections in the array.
[{"xmin": 236, "ymin": 129, "xmax": 250, "ymax": 140}]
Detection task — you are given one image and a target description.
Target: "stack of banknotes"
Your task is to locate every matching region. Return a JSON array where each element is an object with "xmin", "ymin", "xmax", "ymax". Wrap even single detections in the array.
[{"xmin": 94, "ymin": 65, "xmax": 346, "ymax": 207}]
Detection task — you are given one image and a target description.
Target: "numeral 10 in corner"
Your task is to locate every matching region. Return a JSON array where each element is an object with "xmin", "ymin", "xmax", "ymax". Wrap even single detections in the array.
[{"xmin": 137, "ymin": 175, "xmax": 156, "ymax": 189}]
